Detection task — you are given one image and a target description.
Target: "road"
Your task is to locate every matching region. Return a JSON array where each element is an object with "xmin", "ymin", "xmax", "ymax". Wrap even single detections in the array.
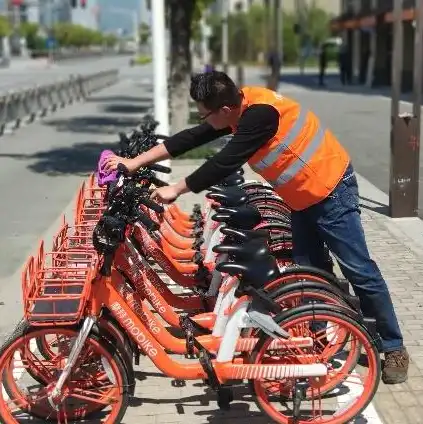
[
  {"xmin": 0, "ymin": 64, "xmax": 153, "ymax": 340},
  {"xmin": 0, "ymin": 55, "xmax": 146, "ymax": 94}
]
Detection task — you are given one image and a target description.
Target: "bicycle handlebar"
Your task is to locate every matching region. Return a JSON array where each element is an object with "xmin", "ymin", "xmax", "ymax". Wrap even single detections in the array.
[
  {"xmin": 139, "ymin": 196, "xmax": 164, "ymax": 213},
  {"xmin": 147, "ymin": 163, "xmax": 172, "ymax": 174},
  {"xmin": 150, "ymin": 176, "xmax": 169, "ymax": 187}
]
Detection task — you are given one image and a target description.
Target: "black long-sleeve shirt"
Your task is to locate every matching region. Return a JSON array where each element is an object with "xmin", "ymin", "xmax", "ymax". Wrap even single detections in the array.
[{"xmin": 163, "ymin": 104, "xmax": 279, "ymax": 193}]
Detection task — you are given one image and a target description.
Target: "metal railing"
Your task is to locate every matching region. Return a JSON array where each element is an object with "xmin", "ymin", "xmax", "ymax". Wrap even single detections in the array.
[{"xmin": 0, "ymin": 69, "xmax": 119, "ymax": 136}]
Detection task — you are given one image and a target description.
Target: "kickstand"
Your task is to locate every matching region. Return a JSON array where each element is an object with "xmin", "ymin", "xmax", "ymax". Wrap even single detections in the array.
[{"xmin": 292, "ymin": 380, "xmax": 308, "ymax": 424}]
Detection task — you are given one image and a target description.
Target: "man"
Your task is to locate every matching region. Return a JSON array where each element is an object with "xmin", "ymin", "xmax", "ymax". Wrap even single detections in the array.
[{"xmin": 104, "ymin": 71, "xmax": 409, "ymax": 384}]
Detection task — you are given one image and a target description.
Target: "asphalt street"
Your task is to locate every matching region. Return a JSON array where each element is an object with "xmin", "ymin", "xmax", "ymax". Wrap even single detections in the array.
[
  {"xmin": 0, "ymin": 55, "xmax": 140, "ymax": 94},
  {"xmin": 0, "ymin": 62, "xmax": 153, "ymax": 279}
]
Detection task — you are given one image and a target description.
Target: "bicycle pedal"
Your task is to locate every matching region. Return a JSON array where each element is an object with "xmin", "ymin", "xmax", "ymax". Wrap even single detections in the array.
[
  {"xmin": 193, "ymin": 227, "xmax": 203, "ymax": 237},
  {"xmin": 192, "ymin": 238, "xmax": 204, "ymax": 250},
  {"xmin": 171, "ymin": 379, "xmax": 186, "ymax": 387},
  {"xmin": 217, "ymin": 386, "xmax": 233, "ymax": 411},
  {"xmin": 193, "ymin": 252, "xmax": 204, "ymax": 265},
  {"xmin": 134, "ymin": 352, "xmax": 140, "ymax": 366}
]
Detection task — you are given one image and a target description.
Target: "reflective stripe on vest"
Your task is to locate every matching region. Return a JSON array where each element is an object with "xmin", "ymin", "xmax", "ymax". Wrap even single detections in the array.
[
  {"xmin": 251, "ymin": 108, "xmax": 308, "ymax": 172},
  {"xmin": 250, "ymin": 108, "xmax": 325, "ymax": 186},
  {"xmin": 271, "ymin": 125, "xmax": 325, "ymax": 186}
]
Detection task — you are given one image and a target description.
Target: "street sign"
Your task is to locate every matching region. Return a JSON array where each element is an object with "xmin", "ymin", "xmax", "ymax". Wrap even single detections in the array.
[{"xmin": 46, "ymin": 37, "xmax": 56, "ymax": 50}]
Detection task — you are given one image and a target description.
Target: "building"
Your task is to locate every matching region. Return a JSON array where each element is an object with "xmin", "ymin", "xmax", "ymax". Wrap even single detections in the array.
[
  {"xmin": 71, "ymin": 0, "xmax": 99, "ymax": 30},
  {"xmin": 330, "ymin": 0, "xmax": 416, "ymax": 89},
  {"xmin": 98, "ymin": 0, "xmax": 143, "ymax": 36}
]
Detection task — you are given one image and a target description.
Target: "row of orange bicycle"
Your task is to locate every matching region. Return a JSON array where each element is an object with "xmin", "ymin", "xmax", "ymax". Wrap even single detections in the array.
[{"xmin": 0, "ymin": 117, "xmax": 382, "ymax": 423}]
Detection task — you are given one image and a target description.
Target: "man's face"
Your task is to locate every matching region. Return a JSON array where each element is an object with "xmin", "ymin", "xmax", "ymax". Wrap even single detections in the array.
[{"xmin": 196, "ymin": 102, "xmax": 235, "ymax": 129}]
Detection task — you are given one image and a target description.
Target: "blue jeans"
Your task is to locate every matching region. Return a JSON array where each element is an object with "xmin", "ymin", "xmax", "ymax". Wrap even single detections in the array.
[{"xmin": 291, "ymin": 163, "xmax": 403, "ymax": 352}]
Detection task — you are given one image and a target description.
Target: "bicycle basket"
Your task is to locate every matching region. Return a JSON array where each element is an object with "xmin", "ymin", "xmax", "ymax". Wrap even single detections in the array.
[{"xmin": 22, "ymin": 241, "xmax": 97, "ymax": 326}]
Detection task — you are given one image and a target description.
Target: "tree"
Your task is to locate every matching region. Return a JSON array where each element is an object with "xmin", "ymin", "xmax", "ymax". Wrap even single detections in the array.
[
  {"xmin": 139, "ymin": 22, "xmax": 150, "ymax": 45},
  {"xmin": 0, "ymin": 16, "xmax": 11, "ymax": 38},
  {"xmin": 19, "ymin": 22, "xmax": 45, "ymax": 51},
  {"xmin": 167, "ymin": 0, "xmax": 214, "ymax": 133},
  {"xmin": 206, "ymin": 3, "xmax": 330, "ymax": 66}
]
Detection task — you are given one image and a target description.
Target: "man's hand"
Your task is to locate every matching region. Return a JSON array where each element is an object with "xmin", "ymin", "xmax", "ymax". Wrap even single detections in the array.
[
  {"xmin": 150, "ymin": 185, "xmax": 181, "ymax": 204},
  {"xmin": 103, "ymin": 155, "xmax": 140, "ymax": 174}
]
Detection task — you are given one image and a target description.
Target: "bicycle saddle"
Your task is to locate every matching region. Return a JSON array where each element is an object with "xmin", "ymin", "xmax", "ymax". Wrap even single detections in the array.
[
  {"xmin": 211, "ymin": 204, "xmax": 261, "ymax": 229},
  {"xmin": 216, "ymin": 255, "xmax": 280, "ymax": 289},
  {"xmin": 212, "ymin": 238, "xmax": 270, "ymax": 261},
  {"xmin": 210, "ymin": 172, "xmax": 245, "ymax": 190},
  {"xmin": 206, "ymin": 186, "xmax": 247, "ymax": 207},
  {"xmin": 220, "ymin": 227, "xmax": 270, "ymax": 242}
]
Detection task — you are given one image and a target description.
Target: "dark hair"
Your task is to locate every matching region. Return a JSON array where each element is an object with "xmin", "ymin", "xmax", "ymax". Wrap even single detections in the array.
[{"xmin": 190, "ymin": 71, "xmax": 242, "ymax": 111}]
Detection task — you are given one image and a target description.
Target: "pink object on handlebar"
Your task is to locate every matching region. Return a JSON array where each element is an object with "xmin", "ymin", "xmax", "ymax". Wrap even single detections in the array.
[{"xmin": 96, "ymin": 150, "xmax": 118, "ymax": 186}]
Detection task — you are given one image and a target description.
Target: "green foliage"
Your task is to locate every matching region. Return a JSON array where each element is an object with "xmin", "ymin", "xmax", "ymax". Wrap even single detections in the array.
[
  {"xmin": 19, "ymin": 22, "xmax": 45, "ymax": 50},
  {"xmin": 139, "ymin": 22, "xmax": 150, "ymax": 45},
  {"xmin": 103, "ymin": 34, "xmax": 118, "ymax": 47},
  {"xmin": 0, "ymin": 16, "xmax": 11, "ymax": 37},
  {"xmin": 191, "ymin": 0, "xmax": 215, "ymax": 41},
  {"xmin": 53, "ymin": 23, "xmax": 100, "ymax": 47},
  {"xmin": 50, "ymin": 23, "xmax": 116, "ymax": 48},
  {"xmin": 132, "ymin": 55, "xmax": 152, "ymax": 65},
  {"xmin": 207, "ymin": 3, "xmax": 332, "ymax": 65}
]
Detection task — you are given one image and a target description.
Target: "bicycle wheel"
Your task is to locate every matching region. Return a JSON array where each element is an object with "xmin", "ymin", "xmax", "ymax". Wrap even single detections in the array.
[
  {"xmin": 243, "ymin": 283, "xmax": 358, "ymax": 362},
  {"xmin": 15, "ymin": 315, "xmax": 135, "ymax": 397},
  {"xmin": 0, "ymin": 322, "xmax": 129, "ymax": 423},
  {"xmin": 249, "ymin": 306, "xmax": 380, "ymax": 424}
]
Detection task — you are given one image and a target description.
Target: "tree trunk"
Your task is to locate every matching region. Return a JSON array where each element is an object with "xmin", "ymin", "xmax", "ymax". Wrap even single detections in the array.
[{"xmin": 168, "ymin": 0, "xmax": 195, "ymax": 134}]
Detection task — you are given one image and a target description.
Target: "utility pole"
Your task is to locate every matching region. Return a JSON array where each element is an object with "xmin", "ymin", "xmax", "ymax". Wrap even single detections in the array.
[
  {"xmin": 221, "ymin": 0, "xmax": 229, "ymax": 73},
  {"xmin": 133, "ymin": 10, "xmax": 139, "ymax": 53},
  {"xmin": 388, "ymin": 0, "xmax": 418, "ymax": 217},
  {"xmin": 151, "ymin": 0, "xmax": 170, "ymax": 180},
  {"xmin": 410, "ymin": 0, "xmax": 423, "ymax": 216}
]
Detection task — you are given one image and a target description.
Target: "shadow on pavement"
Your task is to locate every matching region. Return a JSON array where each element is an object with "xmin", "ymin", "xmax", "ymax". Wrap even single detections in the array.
[
  {"xmin": 359, "ymin": 196, "xmax": 389, "ymax": 217},
  {"xmin": 44, "ymin": 116, "xmax": 141, "ymax": 134},
  {"xmin": 129, "ymin": 383, "xmax": 267, "ymax": 422},
  {"xmin": 102, "ymin": 104, "xmax": 151, "ymax": 115},
  {"xmin": 0, "ymin": 141, "xmax": 114, "ymax": 176}
]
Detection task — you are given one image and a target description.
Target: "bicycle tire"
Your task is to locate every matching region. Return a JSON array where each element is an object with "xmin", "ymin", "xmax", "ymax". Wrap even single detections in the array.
[
  {"xmin": 0, "ymin": 324, "xmax": 130, "ymax": 423},
  {"xmin": 249, "ymin": 306, "xmax": 380, "ymax": 424}
]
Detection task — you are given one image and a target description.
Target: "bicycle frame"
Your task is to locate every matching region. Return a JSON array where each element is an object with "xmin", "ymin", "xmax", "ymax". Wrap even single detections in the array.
[
  {"xmin": 111, "ymin": 233, "xmax": 319, "ymax": 357},
  {"xmin": 84, "ymin": 269, "xmax": 326, "ymax": 382},
  {"xmin": 117, "ymin": 225, "xmax": 245, "ymax": 331}
]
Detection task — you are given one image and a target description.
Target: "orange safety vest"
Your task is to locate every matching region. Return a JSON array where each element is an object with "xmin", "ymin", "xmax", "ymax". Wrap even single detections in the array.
[{"xmin": 234, "ymin": 87, "xmax": 350, "ymax": 211}]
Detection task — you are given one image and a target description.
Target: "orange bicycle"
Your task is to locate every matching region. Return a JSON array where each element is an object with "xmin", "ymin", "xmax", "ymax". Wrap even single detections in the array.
[{"xmin": 0, "ymin": 171, "xmax": 381, "ymax": 423}]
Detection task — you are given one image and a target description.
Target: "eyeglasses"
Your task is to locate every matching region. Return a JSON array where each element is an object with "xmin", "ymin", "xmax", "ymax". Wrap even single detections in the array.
[{"xmin": 199, "ymin": 110, "xmax": 214, "ymax": 120}]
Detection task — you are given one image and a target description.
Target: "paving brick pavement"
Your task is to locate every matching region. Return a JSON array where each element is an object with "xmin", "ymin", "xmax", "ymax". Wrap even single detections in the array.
[{"xmin": 117, "ymin": 159, "xmax": 423, "ymax": 424}]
